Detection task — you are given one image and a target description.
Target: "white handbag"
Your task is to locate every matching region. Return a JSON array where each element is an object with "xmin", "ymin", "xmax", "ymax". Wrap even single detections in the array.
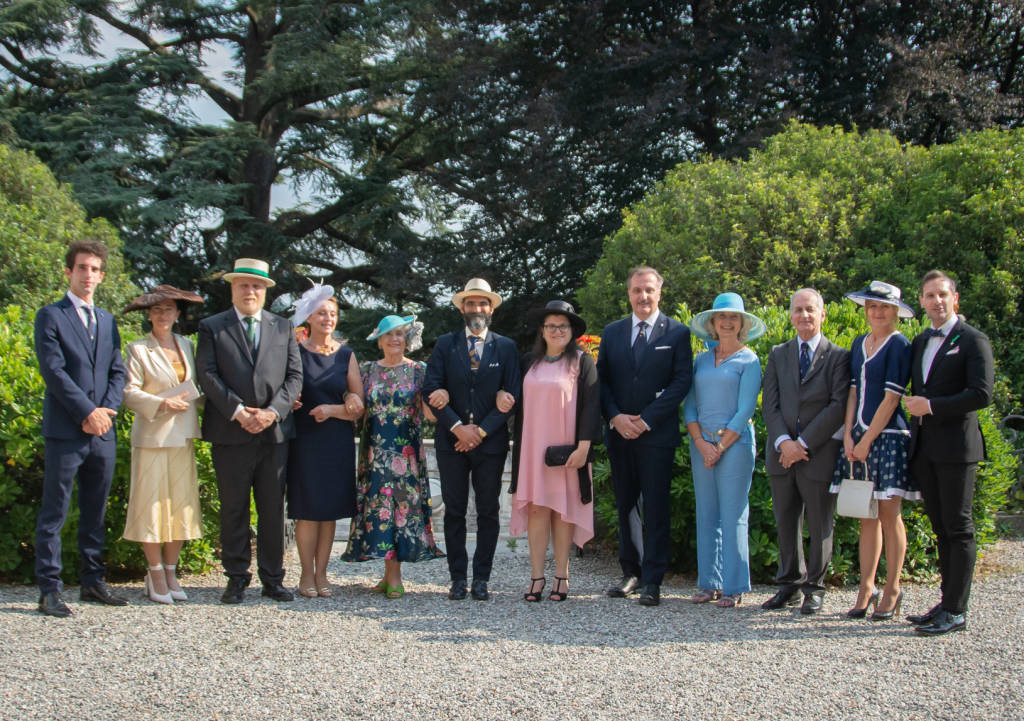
[{"xmin": 836, "ymin": 461, "xmax": 878, "ymax": 519}]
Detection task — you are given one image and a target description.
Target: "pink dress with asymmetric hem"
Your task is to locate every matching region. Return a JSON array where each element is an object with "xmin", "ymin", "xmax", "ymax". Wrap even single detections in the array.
[{"xmin": 509, "ymin": 356, "xmax": 594, "ymax": 547}]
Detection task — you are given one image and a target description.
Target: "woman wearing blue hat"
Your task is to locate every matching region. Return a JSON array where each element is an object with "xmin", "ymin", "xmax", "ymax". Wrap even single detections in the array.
[
  {"xmin": 831, "ymin": 281, "xmax": 918, "ymax": 621},
  {"xmin": 342, "ymin": 314, "xmax": 445, "ymax": 597},
  {"xmin": 683, "ymin": 293, "xmax": 765, "ymax": 607}
]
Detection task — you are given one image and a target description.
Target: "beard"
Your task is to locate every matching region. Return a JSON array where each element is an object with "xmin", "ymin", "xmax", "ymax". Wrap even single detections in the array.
[{"xmin": 463, "ymin": 312, "xmax": 492, "ymax": 333}]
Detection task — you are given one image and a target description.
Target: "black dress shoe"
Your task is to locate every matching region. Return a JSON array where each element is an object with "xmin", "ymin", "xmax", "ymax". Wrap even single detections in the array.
[
  {"xmin": 38, "ymin": 591, "xmax": 72, "ymax": 618},
  {"xmin": 607, "ymin": 575, "xmax": 641, "ymax": 598},
  {"xmin": 915, "ymin": 610, "xmax": 966, "ymax": 636},
  {"xmin": 761, "ymin": 587, "xmax": 801, "ymax": 610},
  {"xmin": 448, "ymin": 580, "xmax": 468, "ymax": 600},
  {"xmin": 79, "ymin": 582, "xmax": 129, "ymax": 606},
  {"xmin": 907, "ymin": 602, "xmax": 943, "ymax": 626},
  {"xmin": 261, "ymin": 582, "xmax": 294, "ymax": 602},
  {"xmin": 638, "ymin": 584, "xmax": 660, "ymax": 606},
  {"xmin": 221, "ymin": 577, "xmax": 248, "ymax": 604},
  {"xmin": 800, "ymin": 592, "xmax": 824, "ymax": 615},
  {"xmin": 470, "ymin": 580, "xmax": 490, "ymax": 601}
]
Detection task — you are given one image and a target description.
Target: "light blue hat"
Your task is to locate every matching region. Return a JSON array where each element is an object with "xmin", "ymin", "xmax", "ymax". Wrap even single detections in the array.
[
  {"xmin": 367, "ymin": 314, "xmax": 417, "ymax": 341},
  {"xmin": 689, "ymin": 292, "xmax": 766, "ymax": 342}
]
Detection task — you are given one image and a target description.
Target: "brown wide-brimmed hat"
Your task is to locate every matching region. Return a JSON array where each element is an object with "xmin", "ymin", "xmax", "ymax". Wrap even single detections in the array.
[{"xmin": 123, "ymin": 285, "xmax": 204, "ymax": 313}]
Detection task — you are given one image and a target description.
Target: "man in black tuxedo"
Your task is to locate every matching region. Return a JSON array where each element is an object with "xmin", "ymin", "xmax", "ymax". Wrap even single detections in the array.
[
  {"xmin": 904, "ymin": 270, "xmax": 994, "ymax": 636},
  {"xmin": 423, "ymin": 278, "xmax": 521, "ymax": 601},
  {"xmin": 33, "ymin": 241, "xmax": 128, "ymax": 617},
  {"xmin": 196, "ymin": 258, "xmax": 303, "ymax": 604},
  {"xmin": 761, "ymin": 288, "xmax": 849, "ymax": 614},
  {"xmin": 597, "ymin": 266, "xmax": 692, "ymax": 606}
]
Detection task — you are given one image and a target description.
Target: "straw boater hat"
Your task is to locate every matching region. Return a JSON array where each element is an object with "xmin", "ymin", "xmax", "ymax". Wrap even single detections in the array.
[
  {"xmin": 291, "ymin": 282, "xmax": 335, "ymax": 327},
  {"xmin": 527, "ymin": 299, "xmax": 586, "ymax": 338},
  {"xmin": 451, "ymin": 278, "xmax": 502, "ymax": 310},
  {"xmin": 844, "ymin": 280, "xmax": 915, "ymax": 319},
  {"xmin": 689, "ymin": 292, "xmax": 767, "ymax": 342},
  {"xmin": 222, "ymin": 258, "xmax": 276, "ymax": 288},
  {"xmin": 123, "ymin": 285, "xmax": 204, "ymax": 313},
  {"xmin": 367, "ymin": 314, "xmax": 423, "ymax": 352}
]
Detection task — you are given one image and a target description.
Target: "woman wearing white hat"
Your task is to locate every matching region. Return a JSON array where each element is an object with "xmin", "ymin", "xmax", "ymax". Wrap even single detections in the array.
[
  {"xmin": 683, "ymin": 292, "xmax": 765, "ymax": 608},
  {"xmin": 831, "ymin": 280, "xmax": 919, "ymax": 621},
  {"xmin": 342, "ymin": 314, "xmax": 445, "ymax": 598},
  {"xmin": 286, "ymin": 284, "xmax": 363, "ymax": 597}
]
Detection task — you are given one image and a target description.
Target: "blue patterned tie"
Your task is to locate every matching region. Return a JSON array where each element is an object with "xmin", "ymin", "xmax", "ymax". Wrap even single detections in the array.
[
  {"xmin": 468, "ymin": 335, "xmax": 480, "ymax": 372},
  {"xmin": 799, "ymin": 341, "xmax": 811, "ymax": 379},
  {"xmin": 632, "ymin": 321, "xmax": 647, "ymax": 363}
]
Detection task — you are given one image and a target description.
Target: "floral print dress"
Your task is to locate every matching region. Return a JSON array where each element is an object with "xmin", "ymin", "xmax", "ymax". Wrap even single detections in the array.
[{"xmin": 342, "ymin": 360, "xmax": 444, "ymax": 563}]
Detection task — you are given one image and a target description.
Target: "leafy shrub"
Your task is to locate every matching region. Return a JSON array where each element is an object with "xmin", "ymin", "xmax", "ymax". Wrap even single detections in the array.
[
  {"xmin": 0, "ymin": 305, "xmax": 220, "ymax": 583},
  {"xmin": 592, "ymin": 300, "xmax": 1019, "ymax": 584}
]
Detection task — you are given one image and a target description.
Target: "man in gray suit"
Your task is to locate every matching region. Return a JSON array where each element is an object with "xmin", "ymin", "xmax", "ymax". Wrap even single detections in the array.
[
  {"xmin": 196, "ymin": 258, "xmax": 303, "ymax": 604},
  {"xmin": 761, "ymin": 288, "xmax": 849, "ymax": 614}
]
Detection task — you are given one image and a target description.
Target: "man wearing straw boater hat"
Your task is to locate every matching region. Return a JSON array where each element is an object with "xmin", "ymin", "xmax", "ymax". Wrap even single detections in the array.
[
  {"xmin": 196, "ymin": 258, "xmax": 303, "ymax": 604},
  {"xmin": 423, "ymin": 278, "xmax": 521, "ymax": 601}
]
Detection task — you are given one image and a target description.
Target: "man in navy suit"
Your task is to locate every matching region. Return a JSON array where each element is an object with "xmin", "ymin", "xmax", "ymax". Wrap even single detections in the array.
[
  {"xmin": 904, "ymin": 270, "xmax": 994, "ymax": 635},
  {"xmin": 423, "ymin": 278, "xmax": 521, "ymax": 601},
  {"xmin": 34, "ymin": 240, "xmax": 128, "ymax": 617},
  {"xmin": 597, "ymin": 266, "xmax": 692, "ymax": 606},
  {"xmin": 196, "ymin": 258, "xmax": 303, "ymax": 604}
]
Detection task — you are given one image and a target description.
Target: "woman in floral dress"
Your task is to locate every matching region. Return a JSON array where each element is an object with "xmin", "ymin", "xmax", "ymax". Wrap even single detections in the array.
[{"xmin": 341, "ymin": 315, "xmax": 444, "ymax": 597}]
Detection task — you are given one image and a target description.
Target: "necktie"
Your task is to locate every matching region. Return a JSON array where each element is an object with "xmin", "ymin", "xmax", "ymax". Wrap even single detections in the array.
[
  {"xmin": 921, "ymin": 327, "xmax": 945, "ymax": 340},
  {"xmin": 85, "ymin": 306, "xmax": 96, "ymax": 343},
  {"xmin": 799, "ymin": 341, "xmax": 811, "ymax": 379},
  {"xmin": 468, "ymin": 335, "xmax": 480, "ymax": 371},
  {"xmin": 244, "ymin": 316, "xmax": 256, "ymax": 348},
  {"xmin": 632, "ymin": 321, "xmax": 647, "ymax": 363}
]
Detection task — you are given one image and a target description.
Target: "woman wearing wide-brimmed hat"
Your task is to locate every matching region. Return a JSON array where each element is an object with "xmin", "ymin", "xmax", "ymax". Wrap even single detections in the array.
[
  {"xmin": 286, "ymin": 283, "xmax": 363, "ymax": 598},
  {"xmin": 508, "ymin": 300, "xmax": 601, "ymax": 602},
  {"xmin": 121, "ymin": 285, "xmax": 205, "ymax": 604},
  {"xmin": 683, "ymin": 292, "xmax": 765, "ymax": 608},
  {"xmin": 831, "ymin": 280, "xmax": 919, "ymax": 621},
  {"xmin": 341, "ymin": 314, "xmax": 444, "ymax": 598}
]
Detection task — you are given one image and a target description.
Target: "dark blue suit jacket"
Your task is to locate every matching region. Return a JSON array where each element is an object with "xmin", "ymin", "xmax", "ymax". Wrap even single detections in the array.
[
  {"xmin": 34, "ymin": 295, "xmax": 126, "ymax": 441},
  {"xmin": 597, "ymin": 313, "xmax": 692, "ymax": 448},
  {"xmin": 423, "ymin": 329, "xmax": 521, "ymax": 454}
]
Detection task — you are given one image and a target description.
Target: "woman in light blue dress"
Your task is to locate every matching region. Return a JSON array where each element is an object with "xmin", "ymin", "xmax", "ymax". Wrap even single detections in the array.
[{"xmin": 683, "ymin": 293, "xmax": 765, "ymax": 608}]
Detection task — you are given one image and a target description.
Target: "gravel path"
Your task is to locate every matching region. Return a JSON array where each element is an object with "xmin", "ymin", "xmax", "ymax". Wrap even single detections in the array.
[{"xmin": 2, "ymin": 538, "xmax": 1022, "ymax": 721}]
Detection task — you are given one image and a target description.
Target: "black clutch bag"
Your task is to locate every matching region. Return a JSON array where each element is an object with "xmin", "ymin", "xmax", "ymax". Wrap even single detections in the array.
[{"xmin": 544, "ymin": 445, "xmax": 594, "ymax": 466}]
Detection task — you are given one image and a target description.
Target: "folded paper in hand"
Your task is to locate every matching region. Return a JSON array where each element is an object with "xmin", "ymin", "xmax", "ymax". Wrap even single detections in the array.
[{"xmin": 157, "ymin": 379, "xmax": 200, "ymax": 402}]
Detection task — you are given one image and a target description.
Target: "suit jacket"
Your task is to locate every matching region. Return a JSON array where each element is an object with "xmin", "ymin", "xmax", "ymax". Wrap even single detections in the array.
[
  {"xmin": 122, "ymin": 333, "xmax": 203, "ymax": 448},
  {"xmin": 422, "ymin": 329, "xmax": 521, "ymax": 454},
  {"xmin": 597, "ymin": 313, "xmax": 692, "ymax": 448},
  {"xmin": 195, "ymin": 308, "xmax": 303, "ymax": 445},
  {"xmin": 762, "ymin": 336, "xmax": 850, "ymax": 477},
  {"xmin": 909, "ymin": 319, "xmax": 993, "ymax": 464},
  {"xmin": 34, "ymin": 295, "xmax": 126, "ymax": 441}
]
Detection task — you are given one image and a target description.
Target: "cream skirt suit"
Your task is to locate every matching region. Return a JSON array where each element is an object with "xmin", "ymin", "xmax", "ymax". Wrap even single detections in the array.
[{"xmin": 122, "ymin": 333, "xmax": 204, "ymax": 542}]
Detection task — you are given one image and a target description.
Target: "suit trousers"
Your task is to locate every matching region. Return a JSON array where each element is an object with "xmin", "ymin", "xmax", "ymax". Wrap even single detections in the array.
[
  {"xmin": 769, "ymin": 461, "xmax": 837, "ymax": 594},
  {"xmin": 211, "ymin": 440, "xmax": 288, "ymax": 586},
  {"xmin": 35, "ymin": 436, "xmax": 117, "ymax": 593},
  {"xmin": 436, "ymin": 449, "xmax": 506, "ymax": 583},
  {"xmin": 911, "ymin": 449, "xmax": 977, "ymax": 615},
  {"xmin": 607, "ymin": 438, "xmax": 674, "ymax": 585}
]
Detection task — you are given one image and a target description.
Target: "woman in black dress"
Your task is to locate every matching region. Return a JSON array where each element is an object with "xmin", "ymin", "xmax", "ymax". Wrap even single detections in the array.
[{"xmin": 288, "ymin": 284, "xmax": 363, "ymax": 597}]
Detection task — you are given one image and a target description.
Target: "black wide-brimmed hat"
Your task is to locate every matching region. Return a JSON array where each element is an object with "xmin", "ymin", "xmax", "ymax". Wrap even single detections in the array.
[
  {"xmin": 527, "ymin": 300, "xmax": 586, "ymax": 338},
  {"xmin": 123, "ymin": 285, "xmax": 204, "ymax": 313}
]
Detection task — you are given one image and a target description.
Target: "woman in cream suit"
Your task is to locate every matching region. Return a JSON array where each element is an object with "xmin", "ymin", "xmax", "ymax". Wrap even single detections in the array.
[{"xmin": 122, "ymin": 285, "xmax": 205, "ymax": 604}]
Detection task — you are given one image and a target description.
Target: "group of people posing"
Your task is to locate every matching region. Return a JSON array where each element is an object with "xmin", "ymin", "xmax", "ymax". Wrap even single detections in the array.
[{"xmin": 32, "ymin": 246, "xmax": 993, "ymax": 639}]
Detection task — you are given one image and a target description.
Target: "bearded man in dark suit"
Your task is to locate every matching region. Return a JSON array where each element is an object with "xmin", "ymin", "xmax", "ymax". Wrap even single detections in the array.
[
  {"xmin": 904, "ymin": 270, "xmax": 994, "ymax": 636},
  {"xmin": 196, "ymin": 258, "xmax": 303, "ymax": 604}
]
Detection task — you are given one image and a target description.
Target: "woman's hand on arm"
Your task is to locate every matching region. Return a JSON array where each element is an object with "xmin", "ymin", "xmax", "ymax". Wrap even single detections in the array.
[{"xmin": 495, "ymin": 390, "xmax": 515, "ymax": 414}]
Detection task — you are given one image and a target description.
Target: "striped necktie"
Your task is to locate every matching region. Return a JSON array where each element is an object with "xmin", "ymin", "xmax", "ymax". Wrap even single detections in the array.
[{"xmin": 468, "ymin": 335, "xmax": 480, "ymax": 372}]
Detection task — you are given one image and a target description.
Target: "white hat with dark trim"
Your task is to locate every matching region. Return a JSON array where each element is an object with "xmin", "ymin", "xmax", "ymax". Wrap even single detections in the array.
[
  {"xmin": 845, "ymin": 280, "xmax": 914, "ymax": 319},
  {"xmin": 223, "ymin": 258, "xmax": 276, "ymax": 288}
]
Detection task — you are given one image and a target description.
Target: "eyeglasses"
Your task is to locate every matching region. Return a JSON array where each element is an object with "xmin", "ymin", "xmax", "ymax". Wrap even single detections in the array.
[{"xmin": 543, "ymin": 324, "xmax": 571, "ymax": 333}]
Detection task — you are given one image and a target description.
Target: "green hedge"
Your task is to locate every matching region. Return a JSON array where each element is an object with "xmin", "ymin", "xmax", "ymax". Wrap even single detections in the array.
[
  {"xmin": 0, "ymin": 305, "xmax": 220, "ymax": 584},
  {"xmin": 592, "ymin": 300, "xmax": 1018, "ymax": 585}
]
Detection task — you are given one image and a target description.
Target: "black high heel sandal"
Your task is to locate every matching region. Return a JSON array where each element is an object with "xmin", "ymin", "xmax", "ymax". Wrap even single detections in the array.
[
  {"xmin": 549, "ymin": 576, "xmax": 569, "ymax": 602},
  {"xmin": 524, "ymin": 578, "xmax": 546, "ymax": 602},
  {"xmin": 846, "ymin": 588, "xmax": 881, "ymax": 619},
  {"xmin": 871, "ymin": 590, "xmax": 904, "ymax": 621}
]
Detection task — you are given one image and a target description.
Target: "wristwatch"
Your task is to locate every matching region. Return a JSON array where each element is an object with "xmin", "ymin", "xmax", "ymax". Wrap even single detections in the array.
[{"xmin": 477, "ymin": 427, "xmax": 487, "ymax": 439}]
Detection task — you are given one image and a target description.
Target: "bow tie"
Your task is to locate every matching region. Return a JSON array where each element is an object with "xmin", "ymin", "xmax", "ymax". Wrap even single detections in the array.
[{"xmin": 921, "ymin": 327, "xmax": 946, "ymax": 340}]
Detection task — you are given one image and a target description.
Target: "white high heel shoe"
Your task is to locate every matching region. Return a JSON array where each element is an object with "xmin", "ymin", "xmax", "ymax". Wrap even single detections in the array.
[
  {"xmin": 163, "ymin": 564, "xmax": 188, "ymax": 601},
  {"xmin": 145, "ymin": 564, "xmax": 174, "ymax": 605}
]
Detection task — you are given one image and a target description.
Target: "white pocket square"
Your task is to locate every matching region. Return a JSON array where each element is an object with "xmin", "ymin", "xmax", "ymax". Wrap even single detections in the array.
[
  {"xmin": 488, "ymin": 362, "xmax": 500, "ymax": 367},
  {"xmin": 945, "ymin": 347, "xmax": 960, "ymax": 355},
  {"xmin": 654, "ymin": 345, "xmax": 671, "ymax": 350}
]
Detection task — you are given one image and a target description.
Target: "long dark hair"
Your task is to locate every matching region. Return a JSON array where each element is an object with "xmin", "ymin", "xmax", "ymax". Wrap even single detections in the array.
[{"xmin": 524, "ymin": 313, "xmax": 581, "ymax": 373}]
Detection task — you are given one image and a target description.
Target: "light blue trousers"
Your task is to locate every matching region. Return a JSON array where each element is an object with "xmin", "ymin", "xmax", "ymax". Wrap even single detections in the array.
[{"xmin": 690, "ymin": 429, "xmax": 754, "ymax": 596}]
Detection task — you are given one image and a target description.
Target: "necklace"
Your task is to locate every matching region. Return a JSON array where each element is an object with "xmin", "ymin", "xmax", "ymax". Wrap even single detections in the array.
[
  {"xmin": 307, "ymin": 338, "xmax": 337, "ymax": 355},
  {"xmin": 543, "ymin": 352, "xmax": 564, "ymax": 363}
]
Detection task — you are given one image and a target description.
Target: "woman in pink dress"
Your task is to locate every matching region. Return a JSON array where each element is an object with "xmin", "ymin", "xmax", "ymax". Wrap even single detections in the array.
[{"xmin": 508, "ymin": 300, "xmax": 601, "ymax": 602}]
